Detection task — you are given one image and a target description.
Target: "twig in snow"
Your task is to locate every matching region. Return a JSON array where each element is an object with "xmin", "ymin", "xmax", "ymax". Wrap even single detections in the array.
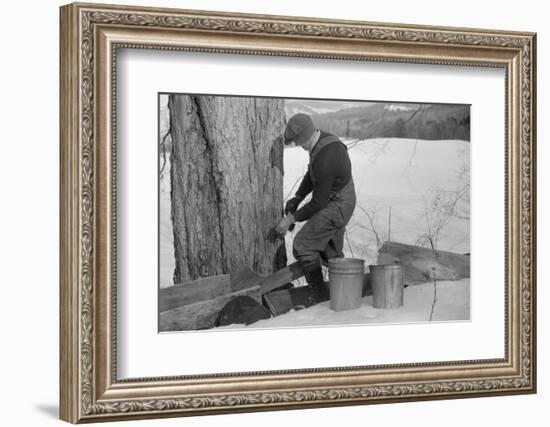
[
  {"xmin": 429, "ymin": 267, "xmax": 438, "ymax": 321},
  {"xmin": 345, "ymin": 230, "xmax": 355, "ymax": 258},
  {"xmin": 356, "ymin": 204, "xmax": 382, "ymax": 249}
]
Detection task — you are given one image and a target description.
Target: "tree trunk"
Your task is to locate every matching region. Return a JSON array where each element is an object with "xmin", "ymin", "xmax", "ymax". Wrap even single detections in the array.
[{"xmin": 169, "ymin": 94, "xmax": 286, "ymax": 284}]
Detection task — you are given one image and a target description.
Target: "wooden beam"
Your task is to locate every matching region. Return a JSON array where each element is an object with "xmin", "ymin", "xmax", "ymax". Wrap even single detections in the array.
[
  {"xmin": 159, "ymin": 285, "xmax": 262, "ymax": 332},
  {"xmin": 260, "ymin": 261, "xmax": 304, "ymax": 294},
  {"xmin": 159, "ymin": 274, "xmax": 230, "ymax": 312},
  {"xmin": 377, "ymin": 241, "xmax": 470, "ymax": 285},
  {"xmin": 263, "ymin": 283, "xmax": 329, "ymax": 316},
  {"xmin": 159, "ymin": 262, "xmax": 303, "ymax": 313},
  {"xmin": 159, "ymin": 262, "xmax": 306, "ymax": 329}
]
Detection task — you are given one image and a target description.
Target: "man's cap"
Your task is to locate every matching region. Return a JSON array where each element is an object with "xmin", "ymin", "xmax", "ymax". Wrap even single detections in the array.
[{"xmin": 284, "ymin": 113, "xmax": 315, "ymax": 145}]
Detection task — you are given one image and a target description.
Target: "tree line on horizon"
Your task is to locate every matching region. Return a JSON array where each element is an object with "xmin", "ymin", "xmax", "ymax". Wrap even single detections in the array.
[{"xmin": 311, "ymin": 103, "xmax": 470, "ymax": 141}]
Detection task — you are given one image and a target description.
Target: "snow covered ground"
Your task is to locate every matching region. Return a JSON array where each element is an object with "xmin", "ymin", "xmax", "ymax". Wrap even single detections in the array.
[{"xmin": 218, "ymin": 278, "xmax": 470, "ymax": 329}]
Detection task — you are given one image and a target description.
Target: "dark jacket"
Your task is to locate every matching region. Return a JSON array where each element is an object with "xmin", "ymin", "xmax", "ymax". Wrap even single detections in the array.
[{"xmin": 293, "ymin": 131, "xmax": 352, "ymax": 222}]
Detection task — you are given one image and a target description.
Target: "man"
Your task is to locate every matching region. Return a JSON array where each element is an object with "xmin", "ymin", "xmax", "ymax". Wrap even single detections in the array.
[{"xmin": 275, "ymin": 113, "xmax": 356, "ymax": 287}]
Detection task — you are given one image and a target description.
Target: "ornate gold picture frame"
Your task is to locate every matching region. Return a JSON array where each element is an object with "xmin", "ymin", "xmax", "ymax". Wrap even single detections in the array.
[{"xmin": 60, "ymin": 2, "xmax": 536, "ymax": 423}]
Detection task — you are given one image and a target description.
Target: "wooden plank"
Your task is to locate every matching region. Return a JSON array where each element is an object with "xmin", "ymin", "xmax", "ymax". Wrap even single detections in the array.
[
  {"xmin": 159, "ymin": 286, "xmax": 262, "ymax": 332},
  {"xmin": 160, "ymin": 261, "xmax": 304, "ymax": 315},
  {"xmin": 159, "ymin": 274, "xmax": 230, "ymax": 312},
  {"xmin": 377, "ymin": 241, "xmax": 470, "ymax": 285},
  {"xmin": 263, "ymin": 290, "xmax": 293, "ymax": 316},
  {"xmin": 263, "ymin": 283, "xmax": 330, "ymax": 316},
  {"xmin": 260, "ymin": 261, "xmax": 304, "ymax": 294},
  {"xmin": 229, "ymin": 267, "xmax": 264, "ymax": 291}
]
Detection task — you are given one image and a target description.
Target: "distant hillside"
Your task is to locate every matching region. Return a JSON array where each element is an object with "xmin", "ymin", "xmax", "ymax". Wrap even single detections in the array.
[
  {"xmin": 285, "ymin": 99, "xmax": 372, "ymax": 118},
  {"xmin": 310, "ymin": 103, "xmax": 470, "ymax": 141}
]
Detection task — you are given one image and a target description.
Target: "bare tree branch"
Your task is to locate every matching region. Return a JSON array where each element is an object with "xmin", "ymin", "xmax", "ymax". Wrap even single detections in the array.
[
  {"xmin": 403, "ymin": 104, "xmax": 423, "ymax": 125},
  {"xmin": 429, "ymin": 268, "xmax": 438, "ymax": 321},
  {"xmin": 356, "ymin": 203, "xmax": 383, "ymax": 249},
  {"xmin": 345, "ymin": 230, "xmax": 355, "ymax": 258}
]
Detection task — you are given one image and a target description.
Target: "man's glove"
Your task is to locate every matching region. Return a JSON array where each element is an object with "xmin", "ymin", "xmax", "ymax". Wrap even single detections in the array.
[
  {"xmin": 275, "ymin": 214, "xmax": 296, "ymax": 237},
  {"xmin": 284, "ymin": 196, "xmax": 302, "ymax": 215}
]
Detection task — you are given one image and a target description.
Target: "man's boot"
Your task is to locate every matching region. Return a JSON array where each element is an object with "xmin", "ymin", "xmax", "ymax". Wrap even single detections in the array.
[
  {"xmin": 301, "ymin": 261, "xmax": 330, "ymax": 303},
  {"xmin": 303, "ymin": 261, "xmax": 324, "ymax": 285}
]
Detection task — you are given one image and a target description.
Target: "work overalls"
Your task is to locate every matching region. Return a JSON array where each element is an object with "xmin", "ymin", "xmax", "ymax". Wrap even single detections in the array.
[{"xmin": 292, "ymin": 136, "xmax": 357, "ymax": 270}]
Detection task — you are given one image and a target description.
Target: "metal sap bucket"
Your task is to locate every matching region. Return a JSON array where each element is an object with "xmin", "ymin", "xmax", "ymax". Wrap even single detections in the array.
[
  {"xmin": 328, "ymin": 258, "xmax": 365, "ymax": 311},
  {"xmin": 369, "ymin": 264, "xmax": 404, "ymax": 309}
]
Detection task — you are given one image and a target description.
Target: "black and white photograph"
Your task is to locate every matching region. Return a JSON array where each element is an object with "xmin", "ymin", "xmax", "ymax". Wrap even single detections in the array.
[{"xmin": 158, "ymin": 94, "xmax": 471, "ymax": 332}]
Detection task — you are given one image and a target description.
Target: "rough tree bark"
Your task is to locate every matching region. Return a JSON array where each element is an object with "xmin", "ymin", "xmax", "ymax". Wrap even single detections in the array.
[{"xmin": 169, "ymin": 94, "xmax": 286, "ymax": 284}]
